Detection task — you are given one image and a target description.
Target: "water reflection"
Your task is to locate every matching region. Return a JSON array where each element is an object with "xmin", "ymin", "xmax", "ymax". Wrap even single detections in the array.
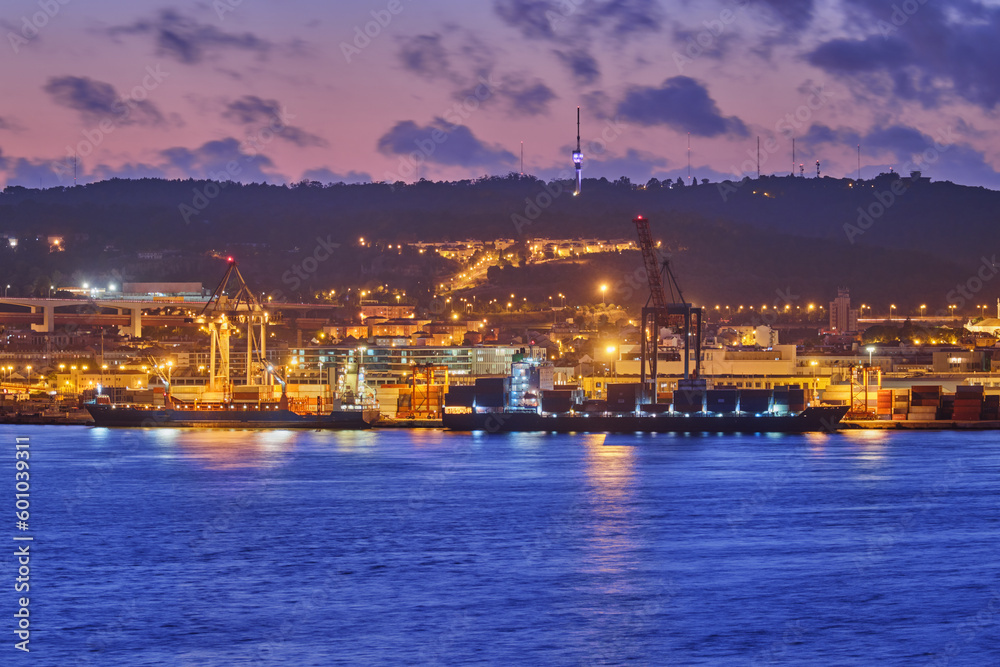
[
  {"xmin": 842, "ymin": 429, "xmax": 890, "ymax": 464},
  {"xmin": 583, "ymin": 435, "xmax": 634, "ymax": 506},
  {"xmin": 804, "ymin": 431, "xmax": 833, "ymax": 455},
  {"xmin": 163, "ymin": 429, "xmax": 299, "ymax": 469},
  {"xmin": 581, "ymin": 435, "xmax": 640, "ymax": 585}
]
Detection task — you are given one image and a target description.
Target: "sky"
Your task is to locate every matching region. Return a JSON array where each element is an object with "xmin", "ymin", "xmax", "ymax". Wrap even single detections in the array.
[{"xmin": 2, "ymin": 0, "xmax": 1000, "ymax": 189}]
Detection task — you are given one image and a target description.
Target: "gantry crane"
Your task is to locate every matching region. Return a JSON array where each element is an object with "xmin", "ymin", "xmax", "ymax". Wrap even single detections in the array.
[
  {"xmin": 197, "ymin": 257, "xmax": 272, "ymax": 395},
  {"xmin": 633, "ymin": 215, "xmax": 703, "ymax": 401}
]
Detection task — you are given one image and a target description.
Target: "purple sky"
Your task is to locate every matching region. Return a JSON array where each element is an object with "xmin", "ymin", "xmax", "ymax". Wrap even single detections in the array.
[{"xmin": 2, "ymin": 0, "xmax": 1000, "ymax": 189}]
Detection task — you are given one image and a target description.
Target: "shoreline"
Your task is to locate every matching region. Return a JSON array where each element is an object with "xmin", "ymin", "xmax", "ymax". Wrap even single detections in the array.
[{"xmin": 8, "ymin": 415, "xmax": 1000, "ymax": 431}]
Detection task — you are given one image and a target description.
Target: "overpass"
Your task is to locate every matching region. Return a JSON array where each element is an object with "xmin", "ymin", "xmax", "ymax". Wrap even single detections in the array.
[{"xmin": 0, "ymin": 298, "xmax": 347, "ymax": 337}]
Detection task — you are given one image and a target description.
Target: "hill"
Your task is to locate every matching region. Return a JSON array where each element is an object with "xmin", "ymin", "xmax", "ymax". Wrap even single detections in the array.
[{"xmin": 0, "ymin": 173, "xmax": 995, "ymax": 311}]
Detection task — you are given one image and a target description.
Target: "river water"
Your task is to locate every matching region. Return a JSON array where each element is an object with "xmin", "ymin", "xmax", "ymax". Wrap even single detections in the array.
[{"xmin": 3, "ymin": 425, "xmax": 999, "ymax": 666}]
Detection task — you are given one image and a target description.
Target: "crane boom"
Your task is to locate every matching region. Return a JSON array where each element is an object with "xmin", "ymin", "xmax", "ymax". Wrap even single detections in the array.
[
  {"xmin": 631, "ymin": 214, "xmax": 703, "ymax": 394},
  {"xmin": 633, "ymin": 215, "xmax": 667, "ymax": 308}
]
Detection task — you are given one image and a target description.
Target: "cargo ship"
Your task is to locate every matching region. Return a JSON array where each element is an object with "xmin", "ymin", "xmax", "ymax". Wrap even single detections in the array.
[
  {"xmin": 86, "ymin": 394, "xmax": 374, "ymax": 429},
  {"xmin": 443, "ymin": 370, "xmax": 848, "ymax": 434},
  {"xmin": 86, "ymin": 257, "xmax": 377, "ymax": 430},
  {"xmin": 443, "ymin": 214, "xmax": 849, "ymax": 434}
]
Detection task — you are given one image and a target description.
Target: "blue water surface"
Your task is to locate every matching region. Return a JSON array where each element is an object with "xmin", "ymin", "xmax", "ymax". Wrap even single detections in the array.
[{"xmin": 3, "ymin": 425, "xmax": 999, "ymax": 666}]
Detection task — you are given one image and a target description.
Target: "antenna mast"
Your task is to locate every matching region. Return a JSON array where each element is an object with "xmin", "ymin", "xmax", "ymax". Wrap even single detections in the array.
[{"xmin": 572, "ymin": 107, "xmax": 583, "ymax": 195}]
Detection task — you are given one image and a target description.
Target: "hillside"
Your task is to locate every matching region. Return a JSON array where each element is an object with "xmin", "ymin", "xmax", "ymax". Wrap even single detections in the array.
[{"xmin": 0, "ymin": 174, "xmax": 995, "ymax": 310}]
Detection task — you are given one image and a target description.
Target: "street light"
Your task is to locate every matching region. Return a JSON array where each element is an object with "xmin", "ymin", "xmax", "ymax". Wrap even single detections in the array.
[
  {"xmin": 890, "ymin": 304, "xmax": 896, "ymax": 321},
  {"xmin": 606, "ymin": 345, "xmax": 618, "ymax": 380},
  {"xmin": 949, "ymin": 304, "xmax": 956, "ymax": 318},
  {"xmin": 26, "ymin": 366, "xmax": 32, "ymax": 388},
  {"xmin": 867, "ymin": 346, "xmax": 875, "ymax": 366},
  {"xmin": 600, "ymin": 284, "xmax": 607, "ymax": 305}
]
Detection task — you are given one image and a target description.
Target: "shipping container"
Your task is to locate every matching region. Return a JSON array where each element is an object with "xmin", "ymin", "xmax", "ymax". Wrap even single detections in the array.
[
  {"xmin": 673, "ymin": 389, "xmax": 705, "ymax": 413},
  {"xmin": 740, "ymin": 389, "xmax": 772, "ymax": 413},
  {"xmin": 706, "ymin": 389, "xmax": 738, "ymax": 413},
  {"xmin": 580, "ymin": 399, "xmax": 608, "ymax": 413},
  {"xmin": 606, "ymin": 383, "xmax": 643, "ymax": 411},
  {"xmin": 541, "ymin": 390, "xmax": 576, "ymax": 414},
  {"xmin": 444, "ymin": 385, "xmax": 476, "ymax": 408}
]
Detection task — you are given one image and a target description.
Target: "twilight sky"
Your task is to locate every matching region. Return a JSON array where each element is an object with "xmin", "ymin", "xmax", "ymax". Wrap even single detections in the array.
[{"xmin": 2, "ymin": 0, "xmax": 1000, "ymax": 189}]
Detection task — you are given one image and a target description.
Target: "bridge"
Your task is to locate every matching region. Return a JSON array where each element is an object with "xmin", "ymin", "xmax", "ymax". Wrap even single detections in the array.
[{"xmin": 0, "ymin": 298, "xmax": 345, "ymax": 337}]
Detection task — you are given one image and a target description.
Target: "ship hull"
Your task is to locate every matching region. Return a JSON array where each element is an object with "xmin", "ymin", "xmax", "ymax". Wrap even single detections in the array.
[
  {"xmin": 86, "ymin": 404, "xmax": 373, "ymax": 429},
  {"xmin": 442, "ymin": 406, "xmax": 849, "ymax": 434}
]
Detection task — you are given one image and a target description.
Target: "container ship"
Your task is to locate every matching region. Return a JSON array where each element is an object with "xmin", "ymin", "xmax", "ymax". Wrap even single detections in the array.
[
  {"xmin": 443, "ymin": 370, "xmax": 848, "ymax": 434},
  {"xmin": 443, "ymin": 214, "xmax": 849, "ymax": 434}
]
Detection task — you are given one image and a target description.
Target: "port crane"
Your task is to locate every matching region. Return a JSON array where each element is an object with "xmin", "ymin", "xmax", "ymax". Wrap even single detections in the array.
[
  {"xmin": 633, "ymin": 215, "xmax": 703, "ymax": 400},
  {"xmin": 197, "ymin": 257, "xmax": 272, "ymax": 395}
]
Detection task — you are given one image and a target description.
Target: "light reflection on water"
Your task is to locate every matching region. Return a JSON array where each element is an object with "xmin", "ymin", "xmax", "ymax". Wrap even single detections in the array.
[
  {"xmin": 9, "ymin": 425, "xmax": 1000, "ymax": 666},
  {"xmin": 582, "ymin": 435, "xmax": 640, "ymax": 587}
]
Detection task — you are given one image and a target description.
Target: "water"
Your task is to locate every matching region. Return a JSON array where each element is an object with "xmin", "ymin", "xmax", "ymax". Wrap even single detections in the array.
[{"xmin": 3, "ymin": 425, "xmax": 1000, "ymax": 666}]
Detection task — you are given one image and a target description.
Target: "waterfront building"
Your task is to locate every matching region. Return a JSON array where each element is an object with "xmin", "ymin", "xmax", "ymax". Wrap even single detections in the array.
[{"xmin": 829, "ymin": 288, "xmax": 859, "ymax": 333}]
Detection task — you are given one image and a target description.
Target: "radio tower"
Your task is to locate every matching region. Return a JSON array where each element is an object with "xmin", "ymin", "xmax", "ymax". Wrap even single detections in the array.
[
  {"xmin": 572, "ymin": 107, "xmax": 583, "ymax": 196},
  {"xmin": 756, "ymin": 136, "xmax": 760, "ymax": 178}
]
